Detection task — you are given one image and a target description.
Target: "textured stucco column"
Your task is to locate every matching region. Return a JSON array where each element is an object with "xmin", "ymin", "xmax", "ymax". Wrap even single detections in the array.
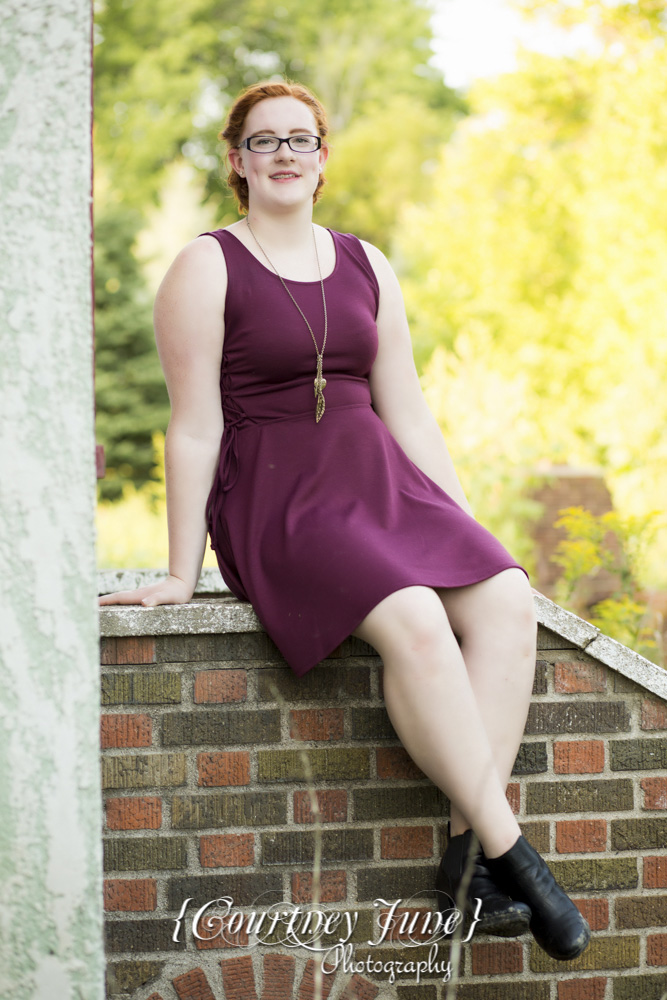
[{"xmin": 0, "ymin": 3, "xmax": 104, "ymax": 1000}]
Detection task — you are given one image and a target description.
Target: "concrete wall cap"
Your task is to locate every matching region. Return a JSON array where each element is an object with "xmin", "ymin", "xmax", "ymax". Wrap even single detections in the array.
[
  {"xmin": 534, "ymin": 589, "xmax": 667, "ymax": 701},
  {"xmin": 97, "ymin": 571, "xmax": 666, "ymax": 701}
]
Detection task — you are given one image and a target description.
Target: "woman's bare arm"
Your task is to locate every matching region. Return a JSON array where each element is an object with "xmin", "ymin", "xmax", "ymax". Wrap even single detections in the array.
[
  {"xmin": 99, "ymin": 235, "xmax": 228, "ymax": 606},
  {"xmin": 360, "ymin": 240, "xmax": 474, "ymax": 518}
]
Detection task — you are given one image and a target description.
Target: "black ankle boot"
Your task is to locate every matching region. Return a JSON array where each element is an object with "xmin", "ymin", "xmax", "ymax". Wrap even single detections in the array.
[
  {"xmin": 435, "ymin": 828, "xmax": 532, "ymax": 938},
  {"xmin": 484, "ymin": 834, "xmax": 591, "ymax": 960}
]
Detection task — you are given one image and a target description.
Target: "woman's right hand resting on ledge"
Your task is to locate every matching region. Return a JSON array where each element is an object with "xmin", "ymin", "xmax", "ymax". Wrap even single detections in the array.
[{"xmin": 98, "ymin": 574, "xmax": 194, "ymax": 608}]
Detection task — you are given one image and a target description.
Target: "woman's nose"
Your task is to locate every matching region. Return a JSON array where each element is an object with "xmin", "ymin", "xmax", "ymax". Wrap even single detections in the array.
[{"xmin": 274, "ymin": 140, "xmax": 295, "ymax": 160}]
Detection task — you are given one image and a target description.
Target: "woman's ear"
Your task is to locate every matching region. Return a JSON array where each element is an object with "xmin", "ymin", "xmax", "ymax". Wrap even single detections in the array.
[
  {"xmin": 228, "ymin": 147, "xmax": 245, "ymax": 177},
  {"xmin": 318, "ymin": 143, "xmax": 329, "ymax": 172}
]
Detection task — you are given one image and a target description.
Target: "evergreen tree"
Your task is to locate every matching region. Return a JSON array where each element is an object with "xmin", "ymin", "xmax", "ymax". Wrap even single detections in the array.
[{"xmin": 94, "ymin": 205, "xmax": 170, "ymax": 502}]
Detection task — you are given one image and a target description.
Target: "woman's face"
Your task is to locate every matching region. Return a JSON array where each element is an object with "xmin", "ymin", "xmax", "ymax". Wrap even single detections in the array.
[{"xmin": 229, "ymin": 96, "xmax": 328, "ymax": 213}]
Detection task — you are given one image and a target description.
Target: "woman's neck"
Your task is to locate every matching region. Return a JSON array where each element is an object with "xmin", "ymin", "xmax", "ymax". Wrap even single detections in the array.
[{"xmin": 245, "ymin": 203, "xmax": 316, "ymax": 250}]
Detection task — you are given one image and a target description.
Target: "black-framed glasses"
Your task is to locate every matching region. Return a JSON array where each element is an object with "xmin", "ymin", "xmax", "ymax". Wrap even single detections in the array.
[{"xmin": 238, "ymin": 135, "xmax": 322, "ymax": 153}]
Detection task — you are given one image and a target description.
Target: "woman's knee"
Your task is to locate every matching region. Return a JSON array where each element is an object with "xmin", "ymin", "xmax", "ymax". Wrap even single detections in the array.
[
  {"xmin": 497, "ymin": 568, "xmax": 536, "ymax": 627},
  {"xmin": 352, "ymin": 585, "xmax": 454, "ymax": 660},
  {"xmin": 441, "ymin": 569, "xmax": 536, "ymax": 652},
  {"xmin": 481, "ymin": 570, "xmax": 537, "ymax": 657}
]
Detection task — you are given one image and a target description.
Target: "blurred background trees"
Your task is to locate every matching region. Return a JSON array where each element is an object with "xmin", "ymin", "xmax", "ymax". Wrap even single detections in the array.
[{"xmin": 94, "ymin": 0, "xmax": 667, "ymax": 662}]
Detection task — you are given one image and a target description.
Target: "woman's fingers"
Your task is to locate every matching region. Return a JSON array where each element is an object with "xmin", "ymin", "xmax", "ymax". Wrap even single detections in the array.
[
  {"xmin": 141, "ymin": 591, "xmax": 164, "ymax": 607},
  {"xmin": 98, "ymin": 578, "xmax": 193, "ymax": 607},
  {"xmin": 98, "ymin": 589, "xmax": 145, "ymax": 606},
  {"xmin": 98, "ymin": 586, "xmax": 163, "ymax": 606}
]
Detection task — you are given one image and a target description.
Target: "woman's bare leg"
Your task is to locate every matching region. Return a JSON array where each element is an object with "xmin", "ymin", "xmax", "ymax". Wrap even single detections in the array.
[
  {"xmin": 435, "ymin": 568, "xmax": 537, "ymax": 839},
  {"xmin": 351, "ymin": 581, "xmax": 527, "ymax": 859}
]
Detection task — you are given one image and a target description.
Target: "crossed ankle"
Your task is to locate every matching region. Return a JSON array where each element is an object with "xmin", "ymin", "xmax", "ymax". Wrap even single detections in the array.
[{"xmin": 480, "ymin": 830, "xmax": 522, "ymax": 861}]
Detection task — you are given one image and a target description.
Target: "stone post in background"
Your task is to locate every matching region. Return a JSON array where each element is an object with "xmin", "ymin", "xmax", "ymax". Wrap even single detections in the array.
[{"xmin": 0, "ymin": 2, "xmax": 104, "ymax": 998}]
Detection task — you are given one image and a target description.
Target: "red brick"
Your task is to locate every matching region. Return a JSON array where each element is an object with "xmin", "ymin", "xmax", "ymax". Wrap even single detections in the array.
[
  {"xmin": 291, "ymin": 870, "xmax": 347, "ymax": 903},
  {"xmin": 194, "ymin": 914, "xmax": 249, "ymax": 950},
  {"xmin": 100, "ymin": 636, "xmax": 155, "ymax": 665},
  {"xmin": 506, "ymin": 783, "xmax": 520, "ymax": 814},
  {"xmin": 338, "ymin": 974, "xmax": 379, "ymax": 1000},
  {"xmin": 641, "ymin": 776, "xmax": 667, "ymax": 810},
  {"xmin": 105, "ymin": 796, "xmax": 161, "ymax": 830},
  {"xmin": 194, "ymin": 669, "xmax": 247, "ymax": 703},
  {"xmin": 297, "ymin": 958, "xmax": 337, "ymax": 999},
  {"xmin": 376, "ymin": 746, "xmax": 425, "ymax": 779},
  {"xmin": 642, "ymin": 697, "xmax": 667, "ymax": 730},
  {"xmin": 103, "ymin": 878, "xmax": 157, "ymax": 911},
  {"xmin": 261, "ymin": 954, "xmax": 296, "ymax": 1000},
  {"xmin": 220, "ymin": 956, "xmax": 258, "ymax": 999},
  {"xmin": 100, "ymin": 713, "xmax": 152, "ymax": 748},
  {"xmin": 289, "ymin": 708, "xmax": 344, "ymax": 741},
  {"xmin": 644, "ymin": 856, "xmax": 667, "ymax": 889},
  {"xmin": 381, "ymin": 826, "xmax": 432, "ymax": 859},
  {"xmin": 558, "ymin": 978, "xmax": 606, "ymax": 1000},
  {"xmin": 556, "ymin": 819, "xmax": 607, "ymax": 854},
  {"xmin": 648, "ymin": 934, "xmax": 667, "ymax": 966},
  {"xmin": 554, "ymin": 740, "xmax": 604, "ymax": 774},
  {"xmin": 293, "ymin": 790, "xmax": 347, "ymax": 823},
  {"xmin": 197, "ymin": 751, "xmax": 250, "ymax": 786},
  {"xmin": 471, "ymin": 941, "xmax": 523, "ymax": 974},
  {"xmin": 200, "ymin": 833, "xmax": 254, "ymax": 868},
  {"xmin": 555, "ymin": 660, "xmax": 606, "ymax": 694},
  {"xmin": 376, "ymin": 906, "xmax": 434, "ymax": 942},
  {"xmin": 173, "ymin": 967, "xmax": 217, "ymax": 1000},
  {"xmin": 572, "ymin": 898, "xmax": 609, "ymax": 931},
  {"xmin": 145, "ymin": 994, "xmax": 164, "ymax": 1000}
]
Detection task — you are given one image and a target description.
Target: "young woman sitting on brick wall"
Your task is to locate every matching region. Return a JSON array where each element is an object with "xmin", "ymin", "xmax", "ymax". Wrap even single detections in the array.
[{"xmin": 99, "ymin": 80, "xmax": 590, "ymax": 961}]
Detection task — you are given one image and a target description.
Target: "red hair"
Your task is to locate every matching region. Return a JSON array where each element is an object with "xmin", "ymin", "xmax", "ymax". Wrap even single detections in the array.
[{"xmin": 220, "ymin": 80, "xmax": 329, "ymax": 213}]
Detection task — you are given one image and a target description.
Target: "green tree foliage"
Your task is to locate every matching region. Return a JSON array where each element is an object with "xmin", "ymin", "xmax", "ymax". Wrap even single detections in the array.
[
  {"xmin": 93, "ymin": 0, "xmax": 230, "ymax": 211},
  {"xmin": 397, "ymin": 3, "xmax": 667, "ymax": 583},
  {"xmin": 192, "ymin": 0, "xmax": 465, "ymax": 239},
  {"xmin": 313, "ymin": 96, "xmax": 455, "ymax": 249},
  {"xmin": 552, "ymin": 506, "xmax": 664, "ymax": 664},
  {"xmin": 516, "ymin": 0, "xmax": 667, "ymax": 36},
  {"xmin": 94, "ymin": 203, "xmax": 170, "ymax": 502},
  {"xmin": 94, "ymin": 0, "xmax": 461, "ymax": 223}
]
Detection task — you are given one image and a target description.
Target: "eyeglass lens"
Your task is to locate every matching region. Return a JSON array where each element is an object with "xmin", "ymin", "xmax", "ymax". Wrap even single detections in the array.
[{"xmin": 246, "ymin": 135, "xmax": 320, "ymax": 152}]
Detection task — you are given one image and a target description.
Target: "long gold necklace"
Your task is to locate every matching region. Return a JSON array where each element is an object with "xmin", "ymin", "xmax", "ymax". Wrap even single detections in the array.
[{"xmin": 246, "ymin": 218, "xmax": 328, "ymax": 422}]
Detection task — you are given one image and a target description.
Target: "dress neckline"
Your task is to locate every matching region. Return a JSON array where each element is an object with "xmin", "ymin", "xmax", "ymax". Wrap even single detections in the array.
[{"xmin": 220, "ymin": 227, "xmax": 340, "ymax": 285}]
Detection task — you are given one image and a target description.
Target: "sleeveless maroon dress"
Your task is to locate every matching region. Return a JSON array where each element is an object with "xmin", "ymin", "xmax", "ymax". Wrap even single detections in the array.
[{"xmin": 201, "ymin": 228, "xmax": 527, "ymax": 677}]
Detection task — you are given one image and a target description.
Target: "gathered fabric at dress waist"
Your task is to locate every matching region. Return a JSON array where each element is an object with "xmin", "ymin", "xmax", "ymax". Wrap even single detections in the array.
[
  {"xmin": 223, "ymin": 374, "xmax": 371, "ymax": 427},
  {"xmin": 208, "ymin": 374, "xmax": 373, "ymax": 527}
]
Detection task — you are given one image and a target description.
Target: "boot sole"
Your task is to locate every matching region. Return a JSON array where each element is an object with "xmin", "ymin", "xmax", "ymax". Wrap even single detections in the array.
[
  {"xmin": 435, "ymin": 880, "xmax": 532, "ymax": 939},
  {"xmin": 535, "ymin": 917, "xmax": 591, "ymax": 961},
  {"xmin": 478, "ymin": 909, "xmax": 532, "ymax": 937}
]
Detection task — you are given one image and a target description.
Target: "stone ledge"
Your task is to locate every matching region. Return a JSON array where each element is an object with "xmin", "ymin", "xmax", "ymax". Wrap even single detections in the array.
[
  {"xmin": 531, "ymin": 590, "xmax": 600, "ymax": 648},
  {"xmin": 98, "ymin": 566, "xmax": 229, "ymax": 595},
  {"xmin": 98, "ymin": 571, "xmax": 667, "ymax": 701},
  {"xmin": 99, "ymin": 599, "xmax": 261, "ymax": 637},
  {"xmin": 533, "ymin": 591, "xmax": 667, "ymax": 702}
]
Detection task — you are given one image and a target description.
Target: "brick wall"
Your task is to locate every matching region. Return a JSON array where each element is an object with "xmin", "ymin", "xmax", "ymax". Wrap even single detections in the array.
[
  {"xmin": 529, "ymin": 466, "xmax": 617, "ymax": 605},
  {"xmin": 99, "ymin": 595, "xmax": 667, "ymax": 1000}
]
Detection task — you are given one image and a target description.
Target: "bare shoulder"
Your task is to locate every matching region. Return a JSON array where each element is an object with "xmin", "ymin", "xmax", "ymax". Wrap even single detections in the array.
[
  {"xmin": 358, "ymin": 238, "xmax": 388, "ymax": 271},
  {"xmin": 154, "ymin": 235, "xmax": 227, "ymax": 343},
  {"xmin": 357, "ymin": 238, "xmax": 401, "ymax": 293},
  {"xmin": 357, "ymin": 238, "xmax": 405, "ymax": 312},
  {"xmin": 157, "ymin": 234, "xmax": 228, "ymax": 297}
]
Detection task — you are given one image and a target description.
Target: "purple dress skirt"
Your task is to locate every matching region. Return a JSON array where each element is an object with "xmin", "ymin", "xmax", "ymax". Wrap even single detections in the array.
[{"xmin": 200, "ymin": 228, "xmax": 527, "ymax": 677}]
